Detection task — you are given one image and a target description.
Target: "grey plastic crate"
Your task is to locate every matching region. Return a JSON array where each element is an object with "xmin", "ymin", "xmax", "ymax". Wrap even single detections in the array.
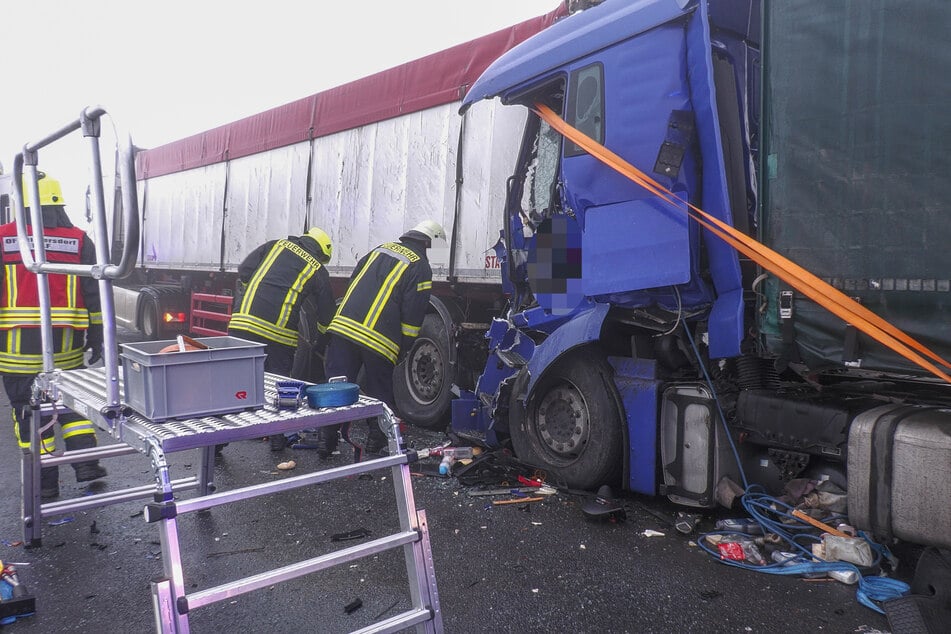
[{"xmin": 120, "ymin": 336, "xmax": 267, "ymax": 421}]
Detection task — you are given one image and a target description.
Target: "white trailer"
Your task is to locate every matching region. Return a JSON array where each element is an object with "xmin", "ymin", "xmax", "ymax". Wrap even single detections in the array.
[{"xmin": 114, "ymin": 6, "xmax": 566, "ymax": 428}]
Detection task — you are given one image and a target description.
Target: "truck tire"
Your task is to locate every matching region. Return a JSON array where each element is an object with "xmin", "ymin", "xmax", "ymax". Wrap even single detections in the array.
[
  {"xmin": 511, "ymin": 348, "xmax": 622, "ymax": 490},
  {"xmin": 393, "ymin": 313, "xmax": 452, "ymax": 430},
  {"xmin": 140, "ymin": 295, "xmax": 161, "ymax": 341}
]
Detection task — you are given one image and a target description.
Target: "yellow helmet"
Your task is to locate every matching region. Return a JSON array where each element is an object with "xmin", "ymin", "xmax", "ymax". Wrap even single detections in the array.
[
  {"xmin": 306, "ymin": 227, "xmax": 333, "ymax": 263},
  {"xmin": 22, "ymin": 173, "xmax": 65, "ymax": 208}
]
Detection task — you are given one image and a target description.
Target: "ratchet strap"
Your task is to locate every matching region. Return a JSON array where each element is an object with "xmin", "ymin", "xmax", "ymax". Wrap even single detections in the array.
[{"xmin": 534, "ymin": 103, "xmax": 951, "ymax": 384}]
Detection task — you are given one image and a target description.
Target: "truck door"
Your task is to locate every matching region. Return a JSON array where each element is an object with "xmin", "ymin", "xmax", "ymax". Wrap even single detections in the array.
[{"xmin": 501, "ymin": 18, "xmax": 711, "ymax": 321}]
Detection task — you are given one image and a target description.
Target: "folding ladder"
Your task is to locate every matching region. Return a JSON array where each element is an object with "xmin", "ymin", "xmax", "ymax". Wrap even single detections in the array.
[{"xmin": 10, "ymin": 107, "xmax": 442, "ymax": 633}]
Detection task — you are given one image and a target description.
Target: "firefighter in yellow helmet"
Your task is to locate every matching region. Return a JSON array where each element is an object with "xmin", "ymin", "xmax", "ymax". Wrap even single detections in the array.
[
  {"xmin": 227, "ymin": 227, "xmax": 336, "ymax": 450},
  {"xmin": 0, "ymin": 174, "xmax": 107, "ymax": 499},
  {"xmin": 321, "ymin": 219, "xmax": 445, "ymax": 460}
]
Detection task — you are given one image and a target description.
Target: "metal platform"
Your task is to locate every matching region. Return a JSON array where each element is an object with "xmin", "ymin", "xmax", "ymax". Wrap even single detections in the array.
[{"xmin": 22, "ymin": 368, "xmax": 442, "ymax": 634}]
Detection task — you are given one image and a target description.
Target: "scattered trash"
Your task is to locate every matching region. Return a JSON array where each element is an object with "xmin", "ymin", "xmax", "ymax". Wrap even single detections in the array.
[
  {"xmin": 641, "ymin": 530, "xmax": 665, "ymax": 538},
  {"xmin": 344, "ymin": 598, "xmax": 363, "ymax": 614},
  {"xmin": 697, "ymin": 487, "xmax": 911, "ymax": 614},
  {"xmin": 717, "ymin": 540, "xmax": 764, "ymax": 565},
  {"xmin": 276, "ymin": 460, "xmax": 297, "ymax": 471},
  {"xmin": 581, "ymin": 485, "xmax": 626, "ymax": 523},
  {"xmin": 468, "ymin": 486, "xmax": 556, "ymax": 497},
  {"xmin": 675, "ymin": 512, "xmax": 701, "ymax": 535},
  {"xmin": 492, "ymin": 497, "xmax": 544, "ymax": 506},
  {"xmin": 48, "ymin": 517, "xmax": 74, "ymax": 526},
  {"xmin": 714, "ymin": 518, "xmax": 763, "ymax": 535},
  {"xmin": 791, "ymin": 509, "xmax": 850, "ymax": 537},
  {"xmin": 814, "ymin": 534, "xmax": 874, "ymax": 567},
  {"xmin": 828, "ymin": 569, "xmax": 860, "ymax": 585},
  {"xmin": 0, "ymin": 563, "xmax": 35, "ymax": 625}
]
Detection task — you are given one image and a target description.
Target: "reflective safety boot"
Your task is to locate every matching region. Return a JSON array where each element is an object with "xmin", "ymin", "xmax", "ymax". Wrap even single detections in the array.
[{"xmin": 41, "ymin": 466, "xmax": 60, "ymax": 500}]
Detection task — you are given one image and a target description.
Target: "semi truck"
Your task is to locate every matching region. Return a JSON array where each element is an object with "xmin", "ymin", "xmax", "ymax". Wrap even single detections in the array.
[
  {"xmin": 451, "ymin": 0, "xmax": 951, "ymax": 556},
  {"xmin": 112, "ymin": 0, "xmax": 951, "ymax": 558}
]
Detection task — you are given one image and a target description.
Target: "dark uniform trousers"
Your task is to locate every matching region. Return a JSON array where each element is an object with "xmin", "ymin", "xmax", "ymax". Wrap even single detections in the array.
[{"xmin": 323, "ymin": 335, "xmax": 392, "ymax": 457}]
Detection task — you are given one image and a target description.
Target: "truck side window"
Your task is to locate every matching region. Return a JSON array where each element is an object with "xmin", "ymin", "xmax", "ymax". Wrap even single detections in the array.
[
  {"xmin": 521, "ymin": 119, "xmax": 562, "ymax": 228},
  {"xmin": 565, "ymin": 64, "xmax": 604, "ymax": 157}
]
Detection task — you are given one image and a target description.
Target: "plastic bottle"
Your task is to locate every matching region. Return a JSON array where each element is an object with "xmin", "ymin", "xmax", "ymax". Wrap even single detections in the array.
[
  {"xmin": 444, "ymin": 446, "xmax": 474, "ymax": 460},
  {"xmin": 438, "ymin": 455, "xmax": 455, "ymax": 475}
]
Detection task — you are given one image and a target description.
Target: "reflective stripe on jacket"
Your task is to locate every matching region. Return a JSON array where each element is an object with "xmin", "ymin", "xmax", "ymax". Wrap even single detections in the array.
[
  {"xmin": 229, "ymin": 237, "xmax": 333, "ymax": 348},
  {"xmin": 0, "ymin": 220, "xmax": 100, "ymax": 374},
  {"xmin": 328, "ymin": 240, "xmax": 432, "ymax": 364}
]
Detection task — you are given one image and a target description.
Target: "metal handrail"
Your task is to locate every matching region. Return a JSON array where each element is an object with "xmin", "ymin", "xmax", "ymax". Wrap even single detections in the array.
[{"xmin": 8, "ymin": 105, "xmax": 140, "ymax": 415}]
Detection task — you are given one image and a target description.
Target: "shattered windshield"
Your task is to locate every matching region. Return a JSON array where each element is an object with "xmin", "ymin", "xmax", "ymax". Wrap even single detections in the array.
[{"xmin": 519, "ymin": 118, "xmax": 561, "ymax": 231}]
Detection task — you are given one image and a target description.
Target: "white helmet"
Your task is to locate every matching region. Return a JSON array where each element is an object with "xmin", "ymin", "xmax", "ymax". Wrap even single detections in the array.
[{"xmin": 401, "ymin": 219, "xmax": 446, "ymax": 244}]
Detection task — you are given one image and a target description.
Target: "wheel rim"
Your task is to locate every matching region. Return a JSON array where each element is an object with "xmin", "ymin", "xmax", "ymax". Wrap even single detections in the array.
[
  {"xmin": 534, "ymin": 380, "xmax": 589, "ymax": 462},
  {"xmin": 406, "ymin": 338, "xmax": 444, "ymax": 405},
  {"xmin": 143, "ymin": 302, "xmax": 158, "ymax": 338}
]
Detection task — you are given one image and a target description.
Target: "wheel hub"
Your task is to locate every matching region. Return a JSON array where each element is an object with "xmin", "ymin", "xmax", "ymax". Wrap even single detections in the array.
[
  {"xmin": 409, "ymin": 340, "xmax": 443, "ymax": 403},
  {"xmin": 536, "ymin": 384, "xmax": 588, "ymax": 457}
]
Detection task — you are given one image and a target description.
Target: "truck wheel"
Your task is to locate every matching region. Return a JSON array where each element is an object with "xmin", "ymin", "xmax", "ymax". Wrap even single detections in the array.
[
  {"xmin": 393, "ymin": 313, "xmax": 452, "ymax": 430},
  {"xmin": 511, "ymin": 349, "xmax": 622, "ymax": 490},
  {"xmin": 140, "ymin": 296, "xmax": 161, "ymax": 341}
]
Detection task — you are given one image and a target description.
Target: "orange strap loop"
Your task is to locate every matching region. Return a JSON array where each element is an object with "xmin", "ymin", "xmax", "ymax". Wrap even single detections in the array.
[{"xmin": 534, "ymin": 103, "xmax": 951, "ymax": 384}]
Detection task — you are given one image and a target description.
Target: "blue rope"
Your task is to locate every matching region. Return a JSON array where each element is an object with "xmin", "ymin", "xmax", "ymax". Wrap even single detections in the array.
[
  {"xmin": 696, "ymin": 489, "xmax": 910, "ymax": 614},
  {"xmin": 681, "ymin": 326, "xmax": 909, "ymax": 613}
]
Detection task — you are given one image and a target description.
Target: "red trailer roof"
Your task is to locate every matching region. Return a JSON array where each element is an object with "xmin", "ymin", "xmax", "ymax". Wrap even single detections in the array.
[{"xmin": 136, "ymin": 7, "xmax": 566, "ymax": 179}]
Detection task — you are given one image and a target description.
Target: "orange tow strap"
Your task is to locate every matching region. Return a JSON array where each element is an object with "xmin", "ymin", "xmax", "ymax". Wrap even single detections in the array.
[{"xmin": 533, "ymin": 103, "xmax": 951, "ymax": 383}]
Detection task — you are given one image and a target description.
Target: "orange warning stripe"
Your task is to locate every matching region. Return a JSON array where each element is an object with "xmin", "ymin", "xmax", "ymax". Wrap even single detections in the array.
[{"xmin": 534, "ymin": 103, "xmax": 951, "ymax": 383}]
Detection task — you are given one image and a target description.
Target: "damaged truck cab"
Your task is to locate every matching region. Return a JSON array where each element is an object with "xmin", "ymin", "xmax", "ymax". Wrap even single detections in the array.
[{"xmin": 452, "ymin": 0, "xmax": 951, "ymax": 552}]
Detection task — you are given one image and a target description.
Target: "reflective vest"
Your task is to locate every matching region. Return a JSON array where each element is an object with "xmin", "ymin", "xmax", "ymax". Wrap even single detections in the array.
[
  {"xmin": 229, "ymin": 238, "xmax": 331, "ymax": 348},
  {"xmin": 0, "ymin": 222, "xmax": 100, "ymax": 373},
  {"xmin": 328, "ymin": 241, "xmax": 432, "ymax": 364}
]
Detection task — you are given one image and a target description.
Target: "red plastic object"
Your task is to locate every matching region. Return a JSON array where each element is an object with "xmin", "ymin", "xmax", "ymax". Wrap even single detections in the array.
[{"xmin": 717, "ymin": 542, "xmax": 746, "ymax": 562}]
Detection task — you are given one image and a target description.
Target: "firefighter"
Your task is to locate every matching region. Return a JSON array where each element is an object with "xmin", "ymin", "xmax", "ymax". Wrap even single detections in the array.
[
  {"xmin": 0, "ymin": 173, "xmax": 107, "ymax": 499},
  {"xmin": 227, "ymin": 227, "xmax": 336, "ymax": 450},
  {"xmin": 320, "ymin": 219, "xmax": 444, "ymax": 460}
]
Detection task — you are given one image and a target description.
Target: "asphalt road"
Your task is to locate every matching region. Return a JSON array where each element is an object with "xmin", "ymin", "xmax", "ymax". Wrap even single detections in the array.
[{"xmin": 0, "ymin": 328, "xmax": 903, "ymax": 633}]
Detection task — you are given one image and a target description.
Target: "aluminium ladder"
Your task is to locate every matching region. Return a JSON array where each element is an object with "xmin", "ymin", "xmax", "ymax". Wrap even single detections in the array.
[{"xmin": 11, "ymin": 106, "xmax": 442, "ymax": 633}]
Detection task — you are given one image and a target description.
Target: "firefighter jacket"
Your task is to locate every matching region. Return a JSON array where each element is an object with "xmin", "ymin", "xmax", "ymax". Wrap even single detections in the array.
[
  {"xmin": 228, "ymin": 235, "xmax": 335, "ymax": 348},
  {"xmin": 328, "ymin": 239, "xmax": 433, "ymax": 364},
  {"xmin": 0, "ymin": 209, "xmax": 103, "ymax": 374}
]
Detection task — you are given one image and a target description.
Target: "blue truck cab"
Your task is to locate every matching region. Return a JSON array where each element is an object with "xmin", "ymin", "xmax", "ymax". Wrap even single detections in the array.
[
  {"xmin": 454, "ymin": 0, "xmax": 756, "ymax": 494},
  {"xmin": 451, "ymin": 0, "xmax": 951, "ymax": 553}
]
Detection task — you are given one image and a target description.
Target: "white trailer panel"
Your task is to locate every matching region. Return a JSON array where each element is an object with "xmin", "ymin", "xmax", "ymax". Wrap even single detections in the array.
[{"xmin": 139, "ymin": 100, "xmax": 524, "ymax": 285}]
